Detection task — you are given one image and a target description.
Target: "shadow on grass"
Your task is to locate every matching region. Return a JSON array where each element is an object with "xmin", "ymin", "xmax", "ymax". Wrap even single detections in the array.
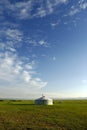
[
  {"xmin": 26, "ymin": 128, "xmax": 50, "ymax": 130},
  {"xmin": 7, "ymin": 103, "xmax": 35, "ymax": 106}
]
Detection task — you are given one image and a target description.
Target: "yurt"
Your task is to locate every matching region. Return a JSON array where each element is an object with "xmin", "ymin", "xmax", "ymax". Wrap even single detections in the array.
[{"xmin": 35, "ymin": 95, "xmax": 53, "ymax": 105}]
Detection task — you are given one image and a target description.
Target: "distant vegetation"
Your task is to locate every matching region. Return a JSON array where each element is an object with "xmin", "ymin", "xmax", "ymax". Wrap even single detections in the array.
[{"xmin": 0, "ymin": 100, "xmax": 87, "ymax": 130}]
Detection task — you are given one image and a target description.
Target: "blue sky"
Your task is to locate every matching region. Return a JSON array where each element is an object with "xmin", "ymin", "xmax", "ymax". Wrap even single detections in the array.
[{"xmin": 0, "ymin": 0, "xmax": 87, "ymax": 99}]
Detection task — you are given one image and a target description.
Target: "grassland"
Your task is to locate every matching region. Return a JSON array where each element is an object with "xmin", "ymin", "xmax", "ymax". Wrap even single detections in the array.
[{"xmin": 0, "ymin": 100, "xmax": 87, "ymax": 130}]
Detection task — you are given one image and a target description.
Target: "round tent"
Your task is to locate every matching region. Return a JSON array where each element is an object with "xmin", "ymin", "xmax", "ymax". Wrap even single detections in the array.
[{"xmin": 35, "ymin": 95, "xmax": 53, "ymax": 105}]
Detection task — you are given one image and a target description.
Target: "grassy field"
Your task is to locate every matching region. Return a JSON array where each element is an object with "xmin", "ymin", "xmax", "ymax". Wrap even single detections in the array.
[{"xmin": 0, "ymin": 100, "xmax": 87, "ymax": 130}]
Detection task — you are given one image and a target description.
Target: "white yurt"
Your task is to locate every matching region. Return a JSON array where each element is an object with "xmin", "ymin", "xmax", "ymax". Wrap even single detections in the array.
[{"xmin": 35, "ymin": 95, "xmax": 53, "ymax": 105}]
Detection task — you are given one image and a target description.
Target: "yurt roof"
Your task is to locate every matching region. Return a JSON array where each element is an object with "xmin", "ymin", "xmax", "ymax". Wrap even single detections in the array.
[{"xmin": 36, "ymin": 95, "xmax": 52, "ymax": 101}]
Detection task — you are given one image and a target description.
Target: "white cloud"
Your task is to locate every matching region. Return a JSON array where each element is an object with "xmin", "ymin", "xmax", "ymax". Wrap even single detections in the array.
[
  {"xmin": 8, "ymin": 47, "xmax": 16, "ymax": 52},
  {"xmin": 26, "ymin": 38, "xmax": 37, "ymax": 46},
  {"xmin": 69, "ymin": 8, "xmax": 79, "ymax": 16},
  {"xmin": 47, "ymin": 0, "xmax": 54, "ymax": 14},
  {"xmin": 14, "ymin": 65, "xmax": 23, "ymax": 74},
  {"xmin": 13, "ymin": 0, "xmax": 33, "ymax": 19},
  {"xmin": 25, "ymin": 64, "xmax": 33, "ymax": 70},
  {"xmin": 80, "ymin": 2, "xmax": 87, "ymax": 9},
  {"xmin": 22, "ymin": 71, "xmax": 31, "ymax": 82},
  {"xmin": 50, "ymin": 20, "xmax": 60, "ymax": 27},
  {"xmin": 68, "ymin": 1, "xmax": 87, "ymax": 16},
  {"xmin": 39, "ymin": 40, "xmax": 46, "ymax": 46},
  {"xmin": 31, "ymin": 79, "xmax": 47, "ymax": 88},
  {"xmin": 0, "ymin": 28, "xmax": 23, "ymax": 50},
  {"xmin": 33, "ymin": 0, "xmax": 68, "ymax": 18},
  {"xmin": 34, "ymin": 7, "xmax": 47, "ymax": 18},
  {"xmin": 6, "ymin": 29, "xmax": 23, "ymax": 42},
  {"xmin": 0, "ymin": 0, "xmax": 87, "ymax": 29},
  {"xmin": 0, "ymin": 51, "xmax": 47, "ymax": 89},
  {"xmin": 26, "ymin": 38, "xmax": 49, "ymax": 47},
  {"xmin": 0, "ymin": 0, "xmax": 68, "ymax": 20}
]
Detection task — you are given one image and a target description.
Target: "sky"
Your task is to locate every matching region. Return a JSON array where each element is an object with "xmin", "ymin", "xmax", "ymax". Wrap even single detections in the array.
[{"xmin": 0, "ymin": 0, "xmax": 87, "ymax": 99}]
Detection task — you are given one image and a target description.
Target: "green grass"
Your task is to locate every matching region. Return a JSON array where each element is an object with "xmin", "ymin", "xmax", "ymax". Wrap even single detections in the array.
[{"xmin": 0, "ymin": 100, "xmax": 87, "ymax": 130}]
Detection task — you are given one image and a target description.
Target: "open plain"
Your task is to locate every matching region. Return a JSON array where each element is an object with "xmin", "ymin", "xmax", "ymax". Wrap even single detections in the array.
[{"xmin": 0, "ymin": 100, "xmax": 87, "ymax": 130}]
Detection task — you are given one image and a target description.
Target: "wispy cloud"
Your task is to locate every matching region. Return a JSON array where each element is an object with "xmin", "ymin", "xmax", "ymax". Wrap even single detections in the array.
[
  {"xmin": 1, "ymin": 0, "xmax": 87, "ymax": 30},
  {"xmin": 39, "ymin": 40, "xmax": 48, "ymax": 47},
  {"xmin": 0, "ymin": 0, "xmax": 87, "ymax": 30},
  {"xmin": 69, "ymin": 7, "xmax": 80, "ymax": 16},
  {"xmin": 6, "ymin": 29, "xmax": 23, "ymax": 42},
  {"xmin": 50, "ymin": 20, "xmax": 60, "ymax": 27},
  {"xmin": 25, "ymin": 37, "xmax": 49, "ymax": 48},
  {"xmin": 68, "ymin": 0, "xmax": 87, "ymax": 16},
  {"xmin": 0, "ymin": 27, "xmax": 49, "ymax": 55},
  {"xmin": 80, "ymin": 2, "xmax": 87, "ymax": 9},
  {"xmin": 0, "ymin": 28, "xmax": 23, "ymax": 49},
  {"xmin": 0, "ymin": 51, "xmax": 47, "ymax": 89},
  {"xmin": 0, "ymin": 0, "xmax": 68, "ymax": 20}
]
